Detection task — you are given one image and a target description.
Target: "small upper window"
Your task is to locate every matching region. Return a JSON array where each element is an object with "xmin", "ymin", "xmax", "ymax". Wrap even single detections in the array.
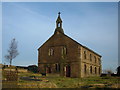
[
  {"xmin": 48, "ymin": 48, "xmax": 53, "ymax": 56},
  {"xmin": 78, "ymin": 46, "xmax": 81, "ymax": 58},
  {"xmin": 62, "ymin": 47, "xmax": 67, "ymax": 55},
  {"xmin": 90, "ymin": 54, "xmax": 92, "ymax": 61},
  {"xmin": 94, "ymin": 56, "xmax": 96, "ymax": 63},
  {"xmin": 84, "ymin": 51, "xmax": 86, "ymax": 59}
]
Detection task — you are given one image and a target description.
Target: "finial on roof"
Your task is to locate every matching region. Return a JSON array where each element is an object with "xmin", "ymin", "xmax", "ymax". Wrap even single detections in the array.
[{"xmin": 58, "ymin": 12, "xmax": 61, "ymax": 16}]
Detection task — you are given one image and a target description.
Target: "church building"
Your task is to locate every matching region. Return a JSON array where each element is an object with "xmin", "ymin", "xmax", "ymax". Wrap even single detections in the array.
[{"xmin": 38, "ymin": 13, "xmax": 102, "ymax": 78}]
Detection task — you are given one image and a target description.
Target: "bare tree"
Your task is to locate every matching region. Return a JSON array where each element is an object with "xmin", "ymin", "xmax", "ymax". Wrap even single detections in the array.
[{"xmin": 4, "ymin": 38, "xmax": 19, "ymax": 66}]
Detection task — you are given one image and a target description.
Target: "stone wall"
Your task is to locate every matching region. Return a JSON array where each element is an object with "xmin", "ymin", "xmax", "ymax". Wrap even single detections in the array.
[
  {"xmin": 80, "ymin": 46, "xmax": 101, "ymax": 77},
  {"xmin": 38, "ymin": 32, "xmax": 80, "ymax": 77},
  {"xmin": 38, "ymin": 32, "xmax": 102, "ymax": 78}
]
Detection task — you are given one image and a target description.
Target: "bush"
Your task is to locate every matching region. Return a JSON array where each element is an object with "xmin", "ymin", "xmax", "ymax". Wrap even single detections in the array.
[{"xmin": 28, "ymin": 65, "xmax": 38, "ymax": 73}]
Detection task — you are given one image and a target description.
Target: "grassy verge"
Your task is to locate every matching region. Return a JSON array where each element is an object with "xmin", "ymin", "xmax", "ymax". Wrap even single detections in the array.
[{"xmin": 2, "ymin": 70, "xmax": 120, "ymax": 88}]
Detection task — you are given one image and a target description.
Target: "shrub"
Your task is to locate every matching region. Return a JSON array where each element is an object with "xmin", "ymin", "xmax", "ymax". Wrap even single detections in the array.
[{"xmin": 28, "ymin": 65, "xmax": 38, "ymax": 73}]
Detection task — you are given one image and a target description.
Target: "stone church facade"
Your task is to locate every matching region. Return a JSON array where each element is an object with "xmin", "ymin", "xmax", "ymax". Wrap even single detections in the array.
[{"xmin": 38, "ymin": 13, "xmax": 102, "ymax": 78}]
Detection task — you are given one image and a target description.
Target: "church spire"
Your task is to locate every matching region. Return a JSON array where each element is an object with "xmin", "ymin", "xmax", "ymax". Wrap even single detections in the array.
[
  {"xmin": 54, "ymin": 12, "xmax": 64, "ymax": 34},
  {"xmin": 56, "ymin": 12, "xmax": 62, "ymax": 28}
]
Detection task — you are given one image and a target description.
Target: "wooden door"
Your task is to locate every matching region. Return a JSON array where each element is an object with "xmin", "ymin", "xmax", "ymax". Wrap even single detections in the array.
[
  {"xmin": 66, "ymin": 65, "xmax": 71, "ymax": 77},
  {"xmin": 46, "ymin": 67, "xmax": 51, "ymax": 73}
]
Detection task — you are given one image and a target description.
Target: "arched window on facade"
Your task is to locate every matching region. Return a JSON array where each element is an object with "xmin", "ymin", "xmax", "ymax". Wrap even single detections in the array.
[
  {"xmin": 90, "ymin": 54, "xmax": 92, "ymax": 61},
  {"xmin": 62, "ymin": 47, "xmax": 67, "ymax": 55},
  {"xmin": 55, "ymin": 63, "xmax": 60, "ymax": 72},
  {"xmin": 48, "ymin": 48, "xmax": 54, "ymax": 56},
  {"xmin": 84, "ymin": 51, "xmax": 86, "ymax": 59},
  {"xmin": 84, "ymin": 64, "xmax": 87, "ymax": 74},
  {"xmin": 90, "ymin": 66, "xmax": 92, "ymax": 74},
  {"xmin": 95, "ymin": 67, "xmax": 97, "ymax": 74},
  {"xmin": 78, "ymin": 46, "xmax": 81, "ymax": 58},
  {"xmin": 94, "ymin": 56, "xmax": 96, "ymax": 63}
]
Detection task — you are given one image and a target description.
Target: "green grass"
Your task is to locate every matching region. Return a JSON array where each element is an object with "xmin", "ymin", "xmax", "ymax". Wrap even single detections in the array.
[
  {"xmin": 22, "ymin": 72, "xmax": 119, "ymax": 88},
  {"xmin": 2, "ymin": 70, "xmax": 120, "ymax": 88},
  {"xmin": 46, "ymin": 76, "xmax": 120, "ymax": 88}
]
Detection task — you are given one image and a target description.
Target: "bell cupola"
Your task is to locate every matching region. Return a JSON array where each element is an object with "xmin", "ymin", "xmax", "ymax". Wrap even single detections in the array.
[{"xmin": 54, "ymin": 12, "xmax": 64, "ymax": 34}]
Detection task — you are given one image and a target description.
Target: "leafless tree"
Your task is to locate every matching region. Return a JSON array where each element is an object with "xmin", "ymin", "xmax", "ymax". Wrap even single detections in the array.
[{"xmin": 4, "ymin": 38, "xmax": 19, "ymax": 66}]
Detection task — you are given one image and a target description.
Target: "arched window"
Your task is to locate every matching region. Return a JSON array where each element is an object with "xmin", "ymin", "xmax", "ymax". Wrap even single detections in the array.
[
  {"xmin": 62, "ymin": 47, "xmax": 67, "ymax": 55},
  {"xmin": 95, "ymin": 67, "xmax": 97, "ymax": 74},
  {"xmin": 55, "ymin": 63, "xmax": 60, "ymax": 72},
  {"xmin": 55, "ymin": 64, "xmax": 57, "ymax": 71},
  {"xmin": 78, "ymin": 46, "xmax": 81, "ymax": 58},
  {"xmin": 58, "ymin": 23, "xmax": 60, "ymax": 27},
  {"xmin": 48, "ymin": 48, "xmax": 54, "ymax": 56},
  {"xmin": 84, "ymin": 64, "xmax": 87, "ymax": 74},
  {"xmin": 90, "ymin": 54, "xmax": 92, "ymax": 61},
  {"xmin": 90, "ymin": 66, "xmax": 92, "ymax": 74},
  {"xmin": 58, "ymin": 64, "xmax": 60, "ymax": 71},
  {"xmin": 94, "ymin": 56, "xmax": 96, "ymax": 63},
  {"xmin": 84, "ymin": 51, "xmax": 86, "ymax": 59}
]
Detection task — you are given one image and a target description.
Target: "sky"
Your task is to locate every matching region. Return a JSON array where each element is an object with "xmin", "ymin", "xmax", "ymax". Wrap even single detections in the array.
[
  {"xmin": 0, "ymin": 2, "xmax": 2, "ymax": 65},
  {"xmin": 2, "ymin": 2, "xmax": 118, "ymax": 72}
]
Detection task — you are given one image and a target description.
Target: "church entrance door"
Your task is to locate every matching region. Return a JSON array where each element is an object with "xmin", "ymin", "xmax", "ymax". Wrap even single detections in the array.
[
  {"xmin": 66, "ymin": 65, "xmax": 71, "ymax": 77},
  {"xmin": 46, "ymin": 67, "xmax": 51, "ymax": 73}
]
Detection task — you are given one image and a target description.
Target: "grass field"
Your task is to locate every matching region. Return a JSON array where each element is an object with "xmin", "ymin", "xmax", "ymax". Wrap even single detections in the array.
[{"xmin": 2, "ymin": 69, "xmax": 120, "ymax": 88}]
